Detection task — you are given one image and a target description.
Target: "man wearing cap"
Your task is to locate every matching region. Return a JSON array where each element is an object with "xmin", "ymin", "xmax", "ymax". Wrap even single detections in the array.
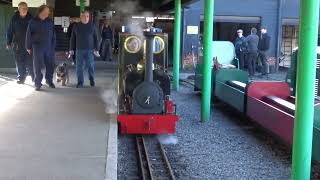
[
  {"xmin": 258, "ymin": 27, "xmax": 271, "ymax": 76},
  {"xmin": 245, "ymin": 27, "xmax": 259, "ymax": 77},
  {"xmin": 234, "ymin": 29, "xmax": 247, "ymax": 70}
]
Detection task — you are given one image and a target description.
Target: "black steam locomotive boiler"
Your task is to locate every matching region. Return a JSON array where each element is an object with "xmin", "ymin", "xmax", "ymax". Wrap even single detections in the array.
[{"xmin": 117, "ymin": 31, "xmax": 179, "ymax": 134}]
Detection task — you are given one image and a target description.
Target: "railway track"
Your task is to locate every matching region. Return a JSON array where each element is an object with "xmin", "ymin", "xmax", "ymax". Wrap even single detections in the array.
[{"xmin": 136, "ymin": 136, "xmax": 176, "ymax": 180}]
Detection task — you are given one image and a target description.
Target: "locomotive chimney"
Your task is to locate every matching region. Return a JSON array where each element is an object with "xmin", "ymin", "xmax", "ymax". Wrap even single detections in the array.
[{"xmin": 144, "ymin": 32, "xmax": 155, "ymax": 82}]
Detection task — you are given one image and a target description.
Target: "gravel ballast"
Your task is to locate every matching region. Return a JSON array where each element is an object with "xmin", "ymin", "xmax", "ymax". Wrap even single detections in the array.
[{"xmin": 164, "ymin": 84, "xmax": 320, "ymax": 180}]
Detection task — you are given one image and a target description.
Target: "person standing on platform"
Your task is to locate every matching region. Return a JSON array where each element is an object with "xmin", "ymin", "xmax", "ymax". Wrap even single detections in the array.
[
  {"xmin": 258, "ymin": 27, "xmax": 271, "ymax": 76},
  {"xmin": 6, "ymin": 2, "xmax": 34, "ymax": 84},
  {"xmin": 69, "ymin": 10, "xmax": 99, "ymax": 88},
  {"xmin": 26, "ymin": 5, "xmax": 56, "ymax": 91},
  {"xmin": 101, "ymin": 21, "xmax": 113, "ymax": 61},
  {"xmin": 245, "ymin": 28, "xmax": 259, "ymax": 77},
  {"xmin": 234, "ymin": 29, "xmax": 247, "ymax": 70}
]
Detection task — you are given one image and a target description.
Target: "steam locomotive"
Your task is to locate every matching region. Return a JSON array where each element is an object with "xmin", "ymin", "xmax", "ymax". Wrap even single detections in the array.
[{"xmin": 117, "ymin": 31, "xmax": 179, "ymax": 134}]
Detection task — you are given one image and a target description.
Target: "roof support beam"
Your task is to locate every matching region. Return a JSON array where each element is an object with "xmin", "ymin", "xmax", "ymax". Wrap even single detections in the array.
[
  {"xmin": 79, "ymin": 0, "xmax": 85, "ymax": 13},
  {"xmin": 173, "ymin": 0, "xmax": 181, "ymax": 91},
  {"xmin": 201, "ymin": 0, "xmax": 214, "ymax": 122}
]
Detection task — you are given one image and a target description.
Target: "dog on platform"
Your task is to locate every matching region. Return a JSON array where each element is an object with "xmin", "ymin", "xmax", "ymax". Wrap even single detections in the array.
[{"xmin": 56, "ymin": 63, "xmax": 69, "ymax": 86}]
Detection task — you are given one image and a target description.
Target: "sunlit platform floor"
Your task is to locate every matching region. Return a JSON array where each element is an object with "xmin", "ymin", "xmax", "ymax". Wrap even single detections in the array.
[{"xmin": 0, "ymin": 63, "xmax": 117, "ymax": 180}]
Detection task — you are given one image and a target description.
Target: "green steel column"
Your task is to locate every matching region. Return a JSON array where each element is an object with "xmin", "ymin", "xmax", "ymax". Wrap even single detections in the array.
[
  {"xmin": 201, "ymin": 0, "xmax": 214, "ymax": 122},
  {"xmin": 292, "ymin": 0, "xmax": 320, "ymax": 179},
  {"xmin": 173, "ymin": 0, "xmax": 181, "ymax": 90},
  {"xmin": 80, "ymin": 0, "xmax": 85, "ymax": 13}
]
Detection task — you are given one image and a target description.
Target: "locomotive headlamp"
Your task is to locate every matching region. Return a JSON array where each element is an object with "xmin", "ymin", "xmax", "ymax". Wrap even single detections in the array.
[
  {"xmin": 153, "ymin": 36, "xmax": 165, "ymax": 54},
  {"xmin": 124, "ymin": 36, "xmax": 142, "ymax": 53},
  {"xmin": 143, "ymin": 36, "xmax": 165, "ymax": 54}
]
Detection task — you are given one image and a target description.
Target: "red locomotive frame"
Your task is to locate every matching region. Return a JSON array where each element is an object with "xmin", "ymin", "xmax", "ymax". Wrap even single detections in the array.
[{"xmin": 117, "ymin": 99, "xmax": 179, "ymax": 134}]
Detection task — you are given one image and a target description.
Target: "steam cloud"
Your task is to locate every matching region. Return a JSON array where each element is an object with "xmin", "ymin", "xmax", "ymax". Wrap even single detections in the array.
[
  {"xmin": 110, "ymin": 0, "xmax": 142, "ymax": 15},
  {"xmin": 100, "ymin": 77, "xmax": 118, "ymax": 114},
  {"xmin": 111, "ymin": 0, "xmax": 154, "ymax": 37},
  {"xmin": 157, "ymin": 134, "xmax": 178, "ymax": 145}
]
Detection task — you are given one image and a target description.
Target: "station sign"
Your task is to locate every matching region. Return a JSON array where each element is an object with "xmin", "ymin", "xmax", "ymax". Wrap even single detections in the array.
[
  {"xmin": 54, "ymin": 17, "xmax": 62, "ymax": 25},
  {"xmin": 187, "ymin": 26, "xmax": 199, "ymax": 35},
  {"xmin": 54, "ymin": 16, "xmax": 70, "ymax": 28},
  {"xmin": 12, "ymin": 0, "xmax": 47, "ymax": 7},
  {"xmin": 61, "ymin": 16, "xmax": 70, "ymax": 28}
]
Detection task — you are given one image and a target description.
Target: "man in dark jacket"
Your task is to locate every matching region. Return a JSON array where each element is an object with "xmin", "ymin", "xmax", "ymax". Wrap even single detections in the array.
[
  {"xmin": 6, "ymin": 2, "xmax": 33, "ymax": 84},
  {"xmin": 245, "ymin": 28, "xmax": 259, "ymax": 76},
  {"xmin": 258, "ymin": 27, "xmax": 271, "ymax": 75},
  {"xmin": 234, "ymin": 29, "xmax": 247, "ymax": 70},
  {"xmin": 69, "ymin": 10, "xmax": 99, "ymax": 88},
  {"xmin": 101, "ymin": 21, "xmax": 113, "ymax": 61},
  {"xmin": 26, "ymin": 5, "xmax": 56, "ymax": 91}
]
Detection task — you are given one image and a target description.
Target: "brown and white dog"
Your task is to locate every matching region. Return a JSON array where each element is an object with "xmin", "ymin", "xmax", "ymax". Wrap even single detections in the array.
[{"xmin": 56, "ymin": 63, "xmax": 69, "ymax": 86}]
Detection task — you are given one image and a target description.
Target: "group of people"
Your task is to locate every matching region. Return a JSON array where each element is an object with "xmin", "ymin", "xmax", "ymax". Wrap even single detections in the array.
[
  {"xmin": 6, "ymin": 3, "xmax": 57, "ymax": 90},
  {"xmin": 234, "ymin": 27, "xmax": 271, "ymax": 77},
  {"xmin": 6, "ymin": 2, "xmax": 101, "ymax": 90}
]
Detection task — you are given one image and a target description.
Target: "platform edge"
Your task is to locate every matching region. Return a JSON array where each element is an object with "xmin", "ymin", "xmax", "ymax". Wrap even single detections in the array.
[{"xmin": 105, "ymin": 114, "xmax": 118, "ymax": 180}]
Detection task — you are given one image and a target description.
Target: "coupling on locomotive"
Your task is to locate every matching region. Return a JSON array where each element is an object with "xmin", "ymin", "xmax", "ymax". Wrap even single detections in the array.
[{"xmin": 117, "ymin": 24, "xmax": 179, "ymax": 134}]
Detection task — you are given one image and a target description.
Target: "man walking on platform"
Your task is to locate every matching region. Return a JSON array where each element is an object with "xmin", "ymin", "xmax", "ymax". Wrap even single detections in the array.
[
  {"xmin": 258, "ymin": 27, "xmax": 271, "ymax": 76},
  {"xmin": 6, "ymin": 2, "xmax": 34, "ymax": 84},
  {"xmin": 69, "ymin": 10, "xmax": 99, "ymax": 88},
  {"xmin": 26, "ymin": 5, "xmax": 56, "ymax": 91},
  {"xmin": 245, "ymin": 28, "xmax": 259, "ymax": 77}
]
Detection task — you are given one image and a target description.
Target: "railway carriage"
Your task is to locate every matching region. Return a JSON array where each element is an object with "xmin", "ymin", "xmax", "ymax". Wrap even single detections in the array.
[{"xmin": 194, "ymin": 41, "xmax": 320, "ymax": 161}]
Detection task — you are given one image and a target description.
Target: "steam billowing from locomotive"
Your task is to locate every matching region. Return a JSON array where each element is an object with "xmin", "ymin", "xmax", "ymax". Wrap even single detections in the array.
[{"xmin": 101, "ymin": 78, "xmax": 118, "ymax": 114}]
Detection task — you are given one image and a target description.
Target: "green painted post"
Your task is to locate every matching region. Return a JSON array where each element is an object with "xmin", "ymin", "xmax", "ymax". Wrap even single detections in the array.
[
  {"xmin": 80, "ymin": 0, "xmax": 85, "ymax": 13},
  {"xmin": 201, "ymin": 0, "xmax": 214, "ymax": 122},
  {"xmin": 173, "ymin": 0, "xmax": 181, "ymax": 91},
  {"xmin": 292, "ymin": 0, "xmax": 320, "ymax": 179}
]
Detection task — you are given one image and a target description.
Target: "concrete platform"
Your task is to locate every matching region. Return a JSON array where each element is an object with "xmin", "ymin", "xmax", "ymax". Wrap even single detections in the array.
[{"xmin": 0, "ymin": 65, "xmax": 117, "ymax": 180}]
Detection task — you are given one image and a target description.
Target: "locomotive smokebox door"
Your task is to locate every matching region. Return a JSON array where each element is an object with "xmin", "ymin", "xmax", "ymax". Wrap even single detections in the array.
[{"xmin": 132, "ymin": 81, "xmax": 164, "ymax": 114}]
